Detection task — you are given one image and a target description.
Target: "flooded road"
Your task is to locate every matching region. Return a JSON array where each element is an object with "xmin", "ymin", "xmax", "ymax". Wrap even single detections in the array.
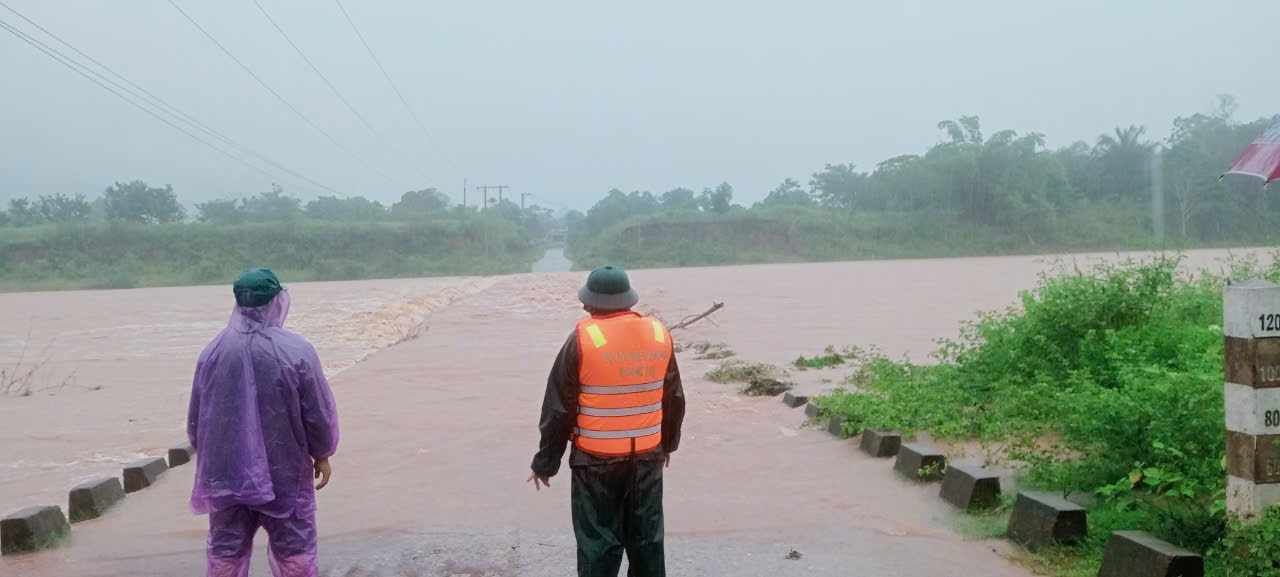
[
  {"xmin": 531, "ymin": 247, "xmax": 573, "ymax": 273},
  {"xmin": 0, "ymin": 248, "xmax": 1265, "ymax": 576}
]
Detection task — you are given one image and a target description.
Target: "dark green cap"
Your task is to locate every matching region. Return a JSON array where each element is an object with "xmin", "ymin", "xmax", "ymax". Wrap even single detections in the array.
[
  {"xmin": 233, "ymin": 268, "xmax": 283, "ymax": 308},
  {"xmin": 578, "ymin": 266, "xmax": 639, "ymax": 310}
]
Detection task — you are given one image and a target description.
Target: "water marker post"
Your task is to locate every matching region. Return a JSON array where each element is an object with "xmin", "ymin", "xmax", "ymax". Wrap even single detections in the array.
[{"xmin": 1223, "ymin": 280, "xmax": 1280, "ymax": 522}]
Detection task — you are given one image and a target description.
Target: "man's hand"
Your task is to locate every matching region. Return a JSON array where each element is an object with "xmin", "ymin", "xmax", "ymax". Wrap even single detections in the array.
[
  {"xmin": 527, "ymin": 471, "xmax": 551, "ymax": 491},
  {"xmin": 664, "ymin": 454, "xmax": 671, "ymax": 468},
  {"xmin": 314, "ymin": 458, "xmax": 332, "ymax": 491}
]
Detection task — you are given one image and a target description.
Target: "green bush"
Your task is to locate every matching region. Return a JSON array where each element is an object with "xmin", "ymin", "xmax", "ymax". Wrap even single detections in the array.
[
  {"xmin": 1214, "ymin": 507, "xmax": 1280, "ymax": 577},
  {"xmin": 814, "ymin": 256, "xmax": 1278, "ymax": 576}
]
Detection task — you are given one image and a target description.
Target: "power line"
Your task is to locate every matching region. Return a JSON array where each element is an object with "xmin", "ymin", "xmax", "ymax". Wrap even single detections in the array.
[
  {"xmin": 0, "ymin": 15, "xmax": 303, "ymax": 192},
  {"xmin": 165, "ymin": 0, "xmax": 403, "ymax": 188},
  {"xmin": 0, "ymin": 0, "xmax": 343, "ymax": 198},
  {"xmin": 249, "ymin": 0, "xmax": 429, "ymax": 183},
  {"xmin": 332, "ymin": 0, "xmax": 448, "ymax": 178}
]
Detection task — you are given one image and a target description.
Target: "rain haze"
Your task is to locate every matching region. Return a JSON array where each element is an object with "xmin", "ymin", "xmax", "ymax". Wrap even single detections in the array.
[
  {"xmin": 2, "ymin": 0, "xmax": 1278, "ymax": 207},
  {"xmin": 5, "ymin": 2, "xmax": 1280, "ymax": 577}
]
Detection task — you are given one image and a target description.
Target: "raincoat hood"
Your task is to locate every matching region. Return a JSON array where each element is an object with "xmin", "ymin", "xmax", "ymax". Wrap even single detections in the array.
[{"xmin": 230, "ymin": 290, "xmax": 291, "ymax": 333}]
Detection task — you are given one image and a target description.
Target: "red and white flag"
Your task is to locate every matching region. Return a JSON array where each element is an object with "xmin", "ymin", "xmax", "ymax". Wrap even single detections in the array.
[{"xmin": 1226, "ymin": 116, "xmax": 1280, "ymax": 184}]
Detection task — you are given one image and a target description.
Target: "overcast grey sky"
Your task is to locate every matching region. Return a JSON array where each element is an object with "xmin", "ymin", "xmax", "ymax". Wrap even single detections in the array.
[{"xmin": 1, "ymin": 0, "xmax": 1277, "ymax": 210}]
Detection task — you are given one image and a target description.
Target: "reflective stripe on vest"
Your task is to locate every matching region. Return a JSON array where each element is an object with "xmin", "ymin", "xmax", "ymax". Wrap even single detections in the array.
[
  {"xmin": 574, "ymin": 312, "xmax": 672, "ymax": 457},
  {"xmin": 580, "ymin": 380, "xmax": 663, "ymax": 395},
  {"xmin": 575, "ymin": 424, "xmax": 661, "ymax": 439},
  {"xmin": 579, "ymin": 402, "xmax": 663, "ymax": 417},
  {"xmin": 585, "ymin": 324, "xmax": 607, "ymax": 348}
]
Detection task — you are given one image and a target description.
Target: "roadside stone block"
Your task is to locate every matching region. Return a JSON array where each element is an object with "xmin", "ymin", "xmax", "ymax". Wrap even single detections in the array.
[
  {"xmin": 68, "ymin": 477, "xmax": 126, "ymax": 523},
  {"xmin": 1007, "ymin": 491, "xmax": 1087, "ymax": 551},
  {"xmin": 859, "ymin": 430, "xmax": 902, "ymax": 458},
  {"xmin": 893, "ymin": 443, "xmax": 947, "ymax": 481},
  {"xmin": 168, "ymin": 443, "xmax": 195, "ymax": 468},
  {"xmin": 782, "ymin": 391, "xmax": 809, "ymax": 408},
  {"xmin": 826, "ymin": 416, "xmax": 846, "ymax": 438},
  {"xmin": 122, "ymin": 457, "xmax": 168, "ymax": 493},
  {"xmin": 940, "ymin": 464, "xmax": 1001, "ymax": 510},
  {"xmin": 1, "ymin": 506, "xmax": 69, "ymax": 555},
  {"xmin": 1097, "ymin": 531, "xmax": 1203, "ymax": 577},
  {"xmin": 804, "ymin": 402, "xmax": 821, "ymax": 419}
]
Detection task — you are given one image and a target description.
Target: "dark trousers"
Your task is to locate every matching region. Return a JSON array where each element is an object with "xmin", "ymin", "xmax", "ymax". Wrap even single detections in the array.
[{"xmin": 571, "ymin": 459, "xmax": 665, "ymax": 577}]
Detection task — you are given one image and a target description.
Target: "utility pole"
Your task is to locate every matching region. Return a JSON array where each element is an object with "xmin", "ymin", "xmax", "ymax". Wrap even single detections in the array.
[
  {"xmin": 475, "ymin": 185, "xmax": 510, "ymax": 210},
  {"xmin": 462, "ymin": 178, "xmax": 468, "ymax": 208},
  {"xmin": 521, "ymin": 192, "xmax": 532, "ymax": 210},
  {"xmin": 1150, "ymin": 147, "xmax": 1165, "ymax": 245}
]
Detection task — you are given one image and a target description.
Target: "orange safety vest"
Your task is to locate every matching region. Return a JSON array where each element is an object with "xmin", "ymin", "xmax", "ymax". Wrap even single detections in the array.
[{"xmin": 574, "ymin": 312, "xmax": 672, "ymax": 457}]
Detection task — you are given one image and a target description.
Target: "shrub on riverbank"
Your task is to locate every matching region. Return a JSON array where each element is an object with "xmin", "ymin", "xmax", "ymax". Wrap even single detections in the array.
[
  {"xmin": 0, "ymin": 217, "xmax": 539, "ymax": 291},
  {"xmin": 813, "ymin": 256, "xmax": 1280, "ymax": 576}
]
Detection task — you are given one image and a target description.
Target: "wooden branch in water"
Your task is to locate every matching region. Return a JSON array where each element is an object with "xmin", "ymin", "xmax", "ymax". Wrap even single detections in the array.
[{"xmin": 670, "ymin": 302, "xmax": 725, "ymax": 331}]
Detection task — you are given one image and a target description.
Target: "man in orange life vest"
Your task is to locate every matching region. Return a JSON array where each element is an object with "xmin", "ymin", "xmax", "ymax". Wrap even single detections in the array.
[{"xmin": 529, "ymin": 266, "xmax": 686, "ymax": 577}]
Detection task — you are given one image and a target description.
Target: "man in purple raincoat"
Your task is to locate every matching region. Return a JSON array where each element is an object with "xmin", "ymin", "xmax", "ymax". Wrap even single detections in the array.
[{"xmin": 187, "ymin": 268, "xmax": 340, "ymax": 577}]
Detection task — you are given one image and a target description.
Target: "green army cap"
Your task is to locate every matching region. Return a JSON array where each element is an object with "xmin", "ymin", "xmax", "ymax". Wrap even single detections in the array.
[
  {"xmin": 578, "ymin": 266, "xmax": 639, "ymax": 311},
  {"xmin": 233, "ymin": 268, "xmax": 283, "ymax": 308}
]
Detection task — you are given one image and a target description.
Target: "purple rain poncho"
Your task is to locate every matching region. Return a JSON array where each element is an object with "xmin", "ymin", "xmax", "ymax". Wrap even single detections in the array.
[{"xmin": 187, "ymin": 290, "xmax": 340, "ymax": 519}]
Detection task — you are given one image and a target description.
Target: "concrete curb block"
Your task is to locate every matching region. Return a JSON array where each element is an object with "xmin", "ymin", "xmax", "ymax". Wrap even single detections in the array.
[
  {"xmin": 168, "ymin": 443, "xmax": 195, "ymax": 468},
  {"xmin": 1, "ymin": 505, "xmax": 70, "ymax": 555},
  {"xmin": 893, "ymin": 443, "xmax": 947, "ymax": 482},
  {"xmin": 1007, "ymin": 491, "xmax": 1087, "ymax": 551},
  {"xmin": 939, "ymin": 464, "xmax": 1001, "ymax": 511},
  {"xmin": 804, "ymin": 402, "xmax": 821, "ymax": 419},
  {"xmin": 781, "ymin": 391, "xmax": 809, "ymax": 408},
  {"xmin": 68, "ymin": 477, "xmax": 126, "ymax": 523},
  {"xmin": 122, "ymin": 457, "xmax": 168, "ymax": 493},
  {"xmin": 1097, "ymin": 531, "xmax": 1203, "ymax": 577},
  {"xmin": 858, "ymin": 430, "xmax": 902, "ymax": 458},
  {"xmin": 826, "ymin": 416, "xmax": 846, "ymax": 438}
]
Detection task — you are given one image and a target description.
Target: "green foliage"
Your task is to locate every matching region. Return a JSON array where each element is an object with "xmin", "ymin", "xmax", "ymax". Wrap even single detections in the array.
[
  {"xmin": 4, "ymin": 194, "xmax": 93, "ymax": 226},
  {"xmin": 757, "ymin": 178, "xmax": 813, "ymax": 208},
  {"xmin": 809, "ymin": 162, "xmax": 867, "ymax": 211},
  {"xmin": 195, "ymin": 198, "xmax": 247, "ymax": 225},
  {"xmin": 102, "ymin": 180, "xmax": 185, "ymax": 224},
  {"xmin": 705, "ymin": 360, "xmax": 783, "ymax": 384},
  {"xmin": 0, "ymin": 217, "xmax": 538, "ymax": 291},
  {"xmin": 794, "ymin": 346, "xmax": 851, "ymax": 369},
  {"xmin": 391, "ymin": 188, "xmax": 451, "ymax": 217},
  {"xmin": 697, "ymin": 182, "xmax": 735, "ymax": 214},
  {"xmin": 813, "ymin": 257, "xmax": 1275, "ymax": 576},
  {"xmin": 304, "ymin": 195, "xmax": 387, "ymax": 222},
  {"xmin": 705, "ymin": 360, "xmax": 793, "ymax": 397},
  {"xmin": 36, "ymin": 193, "xmax": 92, "ymax": 223},
  {"xmin": 568, "ymin": 103, "xmax": 1280, "ymax": 270},
  {"xmin": 1213, "ymin": 507, "xmax": 1280, "ymax": 577},
  {"xmin": 241, "ymin": 185, "xmax": 302, "ymax": 222}
]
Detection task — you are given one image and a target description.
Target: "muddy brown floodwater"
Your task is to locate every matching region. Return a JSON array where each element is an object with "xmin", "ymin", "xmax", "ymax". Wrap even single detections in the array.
[{"xmin": 0, "ymin": 248, "xmax": 1267, "ymax": 576}]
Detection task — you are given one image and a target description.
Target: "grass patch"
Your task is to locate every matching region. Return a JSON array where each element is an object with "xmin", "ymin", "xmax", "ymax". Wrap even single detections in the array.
[
  {"xmin": 706, "ymin": 360, "xmax": 782, "ymax": 384},
  {"xmin": 706, "ymin": 359, "xmax": 794, "ymax": 396},
  {"xmin": 793, "ymin": 346, "xmax": 850, "ymax": 370},
  {"xmin": 953, "ymin": 494, "xmax": 1016, "ymax": 541}
]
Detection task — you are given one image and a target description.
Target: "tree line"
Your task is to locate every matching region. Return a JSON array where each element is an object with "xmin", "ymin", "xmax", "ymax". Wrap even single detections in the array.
[
  {"xmin": 0, "ymin": 182, "xmax": 559, "ymax": 242},
  {"xmin": 570, "ymin": 96, "xmax": 1277, "ymax": 251}
]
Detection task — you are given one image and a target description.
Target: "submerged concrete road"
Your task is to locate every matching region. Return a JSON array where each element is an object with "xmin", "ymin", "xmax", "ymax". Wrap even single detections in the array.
[{"xmin": 1, "ymin": 258, "xmax": 1099, "ymax": 576}]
